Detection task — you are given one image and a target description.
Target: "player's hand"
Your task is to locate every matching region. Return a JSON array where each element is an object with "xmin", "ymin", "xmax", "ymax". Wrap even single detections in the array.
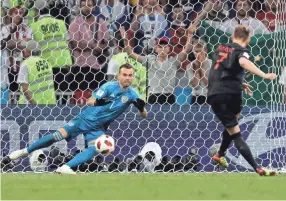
[
  {"xmin": 264, "ymin": 73, "xmax": 277, "ymax": 80},
  {"xmin": 133, "ymin": 98, "xmax": 145, "ymax": 112},
  {"xmin": 242, "ymin": 83, "xmax": 253, "ymax": 96},
  {"xmin": 95, "ymin": 98, "xmax": 112, "ymax": 106},
  {"xmin": 119, "ymin": 26, "xmax": 127, "ymax": 40}
]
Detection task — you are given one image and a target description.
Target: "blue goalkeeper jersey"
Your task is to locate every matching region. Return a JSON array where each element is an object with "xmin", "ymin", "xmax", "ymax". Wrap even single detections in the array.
[{"xmin": 78, "ymin": 81, "xmax": 140, "ymax": 130}]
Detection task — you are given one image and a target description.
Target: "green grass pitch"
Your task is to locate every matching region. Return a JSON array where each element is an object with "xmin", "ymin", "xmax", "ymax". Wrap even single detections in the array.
[{"xmin": 2, "ymin": 173, "xmax": 286, "ymax": 200}]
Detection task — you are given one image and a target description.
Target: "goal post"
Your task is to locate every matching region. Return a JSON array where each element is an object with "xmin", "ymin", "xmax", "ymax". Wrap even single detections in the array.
[{"xmin": 0, "ymin": 0, "xmax": 285, "ymax": 173}]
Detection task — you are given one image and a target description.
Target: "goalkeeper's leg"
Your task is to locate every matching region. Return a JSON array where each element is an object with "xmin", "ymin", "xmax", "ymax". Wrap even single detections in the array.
[
  {"xmin": 56, "ymin": 132, "xmax": 101, "ymax": 174},
  {"xmin": 56, "ymin": 144, "xmax": 97, "ymax": 174},
  {"xmin": 9, "ymin": 128, "xmax": 68, "ymax": 160}
]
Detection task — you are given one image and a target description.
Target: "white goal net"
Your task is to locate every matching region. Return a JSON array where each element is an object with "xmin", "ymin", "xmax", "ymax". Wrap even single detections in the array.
[{"xmin": 0, "ymin": 0, "xmax": 285, "ymax": 173}]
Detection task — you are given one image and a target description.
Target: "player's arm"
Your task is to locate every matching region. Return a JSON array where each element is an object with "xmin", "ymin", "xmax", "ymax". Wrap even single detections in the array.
[
  {"xmin": 21, "ymin": 83, "xmax": 37, "ymax": 104},
  {"xmin": 87, "ymin": 85, "xmax": 112, "ymax": 106},
  {"xmin": 133, "ymin": 98, "xmax": 147, "ymax": 118},
  {"xmin": 86, "ymin": 97, "xmax": 112, "ymax": 106},
  {"xmin": 120, "ymin": 26, "xmax": 144, "ymax": 63},
  {"xmin": 176, "ymin": 25, "xmax": 194, "ymax": 62},
  {"xmin": 239, "ymin": 57, "xmax": 277, "ymax": 80}
]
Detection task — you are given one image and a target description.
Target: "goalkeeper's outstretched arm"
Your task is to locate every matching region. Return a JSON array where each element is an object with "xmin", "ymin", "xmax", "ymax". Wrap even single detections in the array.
[
  {"xmin": 239, "ymin": 58, "xmax": 277, "ymax": 80},
  {"xmin": 133, "ymin": 98, "xmax": 147, "ymax": 118}
]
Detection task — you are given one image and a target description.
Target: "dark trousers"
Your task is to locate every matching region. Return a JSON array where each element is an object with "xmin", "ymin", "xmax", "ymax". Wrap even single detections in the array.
[
  {"xmin": 148, "ymin": 93, "xmax": 176, "ymax": 104},
  {"xmin": 8, "ymin": 71, "xmax": 19, "ymax": 92}
]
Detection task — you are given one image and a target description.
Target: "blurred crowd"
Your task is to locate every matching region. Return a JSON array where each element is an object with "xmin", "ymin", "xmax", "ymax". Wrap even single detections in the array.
[{"xmin": 1, "ymin": 0, "xmax": 285, "ymax": 105}]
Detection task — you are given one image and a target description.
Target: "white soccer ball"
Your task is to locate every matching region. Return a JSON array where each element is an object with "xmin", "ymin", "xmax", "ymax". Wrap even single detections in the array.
[{"xmin": 94, "ymin": 135, "xmax": 115, "ymax": 155}]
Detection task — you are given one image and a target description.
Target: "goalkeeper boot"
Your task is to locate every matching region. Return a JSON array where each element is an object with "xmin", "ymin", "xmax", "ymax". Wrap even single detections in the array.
[
  {"xmin": 55, "ymin": 164, "xmax": 76, "ymax": 175},
  {"xmin": 256, "ymin": 167, "xmax": 276, "ymax": 176},
  {"xmin": 9, "ymin": 148, "xmax": 29, "ymax": 160},
  {"xmin": 212, "ymin": 154, "xmax": 229, "ymax": 168}
]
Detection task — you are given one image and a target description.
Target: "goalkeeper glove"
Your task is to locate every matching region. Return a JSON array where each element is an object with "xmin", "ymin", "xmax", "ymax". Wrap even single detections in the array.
[
  {"xmin": 94, "ymin": 98, "xmax": 111, "ymax": 106},
  {"xmin": 133, "ymin": 98, "xmax": 145, "ymax": 112}
]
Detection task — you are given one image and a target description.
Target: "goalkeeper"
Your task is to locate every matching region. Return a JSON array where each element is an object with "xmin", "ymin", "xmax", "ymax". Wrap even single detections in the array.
[
  {"xmin": 208, "ymin": 25, "xmax": 276, "ymax": 176},
  {"xmin": 8, "ymin": 64, "xmax": 147, "ymax": 174}
]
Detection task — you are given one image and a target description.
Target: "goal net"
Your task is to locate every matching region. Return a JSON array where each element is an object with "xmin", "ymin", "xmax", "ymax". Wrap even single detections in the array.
[{"xmin": 0, "ymin": 0, "xmax": 285, "ymax": 173}]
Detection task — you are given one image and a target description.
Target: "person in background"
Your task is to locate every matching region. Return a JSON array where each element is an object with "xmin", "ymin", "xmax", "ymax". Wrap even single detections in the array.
[
  {"xmin": 120, "ymin": 26, "xmax": 193, "ymax": 104},
  {"xmin": 69, "ymin": 0, "xmax": 110, "ymax": 91},
  {"xmin": 193, "ymin": 0, "xmax": 229, "ymax": 29},
  {"xmin": 17, "ymin": 40, "xmax": 56, "ymax": 105},
  {"xmin": 129, "ymin": 0, "xmax": 169, "ymax": 54},
  {"xmin": 256, "ymin": 0, "xmax": 286, "ymax": 32},
  {"xmin": 186, "ymin": 39, "xmax": 211, "ymax": 105},
  {"xmin": 220, "ymin": 0, "xmax": 270, "ymax": 35},
  {"xmin": 95, "ymin": 0, "xmax": 131, "ymax": 31},
  {"xmin": 169, "ymin": 4, "xmax": 190, "ymax": 71},
  {"xmin": 107, "ymin": 31, "xmax": 147, "ymax": 100},
  {"xmin": 30, "ymin": 4, "xmax": 72, "ymax": 92},
  {"xmin": 4, "ymin": 0, "xmax": 37, "ymax": 25},
  {"xmin": 5, "ymin": 6, "xmax": 32, "ymax": 93},
  {"xmin": 0, "ymin": 12, "xmax": 10, "ymax": 104}
]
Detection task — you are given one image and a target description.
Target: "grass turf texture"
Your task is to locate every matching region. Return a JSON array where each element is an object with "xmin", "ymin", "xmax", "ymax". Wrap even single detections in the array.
[{"xmin": 2, "ymin": 173, "xmax": 286, "ymax": 200}]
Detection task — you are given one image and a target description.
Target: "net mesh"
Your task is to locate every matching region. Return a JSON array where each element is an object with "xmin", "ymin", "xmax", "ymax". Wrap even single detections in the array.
[{"xmin": 0, "ymin": 0, "xmax": 285, "ymax": 173}]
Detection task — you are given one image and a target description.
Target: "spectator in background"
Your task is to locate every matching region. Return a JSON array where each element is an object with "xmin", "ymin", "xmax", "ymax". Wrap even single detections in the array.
[
  {"xmin": 69, "ymin": 0, "xmax": 110, "ymax": 91},
  {"xmin": 186, "ymin": 39, "xmax": 211, "ymax": 105},
  {"xmin": 95, "ymin": 0, "xmax": 131, "ymax": 31},
  {"xmin": 107, "ymin": 32, "xmax": 147, "ymax": 100},
  {"xmin": 48, "ymin": 0, "xmax": 72, "ymax": 26},
  {"xmin": 170, "ymin": 4, "xmax": 190, "ymax": 71},
  {"xmin": 256, "ymin": 0, "xmax": 286, "ymax": 32},
  {"xmin": 5, "ymin": 6, "xmax": 32, "ymax": 93},
  {"xmin": 194, "ymin": 0, "xmax": 229, "ymax": 28},
  {"xmin": 220, "ymin": 0, "xmax": 270, "ymax": 35},
  {"xmin": 3, "ymin": 0, "xmax": 37, "ymax": 25},
  {"xmin": 17, "ymin": 40, "xmax": 56, "ymax": 105},
  {"xmin": 30, "ymin": 6, "xmax": 72, "ymax": 92},
  {"xmin": 279, "ymin": 67, "xmax": 286, "ymax": 104},
  {"xmin": 0, "ymin": 14, "xmax": 10, "ymax": 104},
  {"xmin": 130, "ymin": 0, "xmax": 169, "ymax": 54},
  {"xmin": 121, "ymin": 26, "xmax": 193, "ymax": 104}
]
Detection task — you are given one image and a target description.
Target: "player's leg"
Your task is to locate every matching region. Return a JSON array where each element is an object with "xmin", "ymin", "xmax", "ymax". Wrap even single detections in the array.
[
  {"xmin": 9, "ymin": 128, "xmax": 68, "ymax": 161},
  {"xmin": 208, "ymin": 95, "xmax": 232, "ymax": 168},
  {"xmin": 56, "ymin": 130, "xmax": 103, "ymax": 174},
  {"xmin": 226, "ymin": 124, "xmax": 275, "ymax": 176},
  {"xmin": 9, "ymin": 118, "xmax": 83, "ymax": 161},
  {"xmin": 213, "ymin": 113, "xmax": 241, "ymax": 167}
]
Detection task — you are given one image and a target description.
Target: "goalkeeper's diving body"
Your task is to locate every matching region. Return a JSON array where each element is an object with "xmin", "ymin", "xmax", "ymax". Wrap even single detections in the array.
[
  {"xmin": 207, "ymin": 25, "xmax": 277, "ymax": 176},
  {"xmin": 8, "ymin": 64, "xmax": 147, "ymax": 174}
]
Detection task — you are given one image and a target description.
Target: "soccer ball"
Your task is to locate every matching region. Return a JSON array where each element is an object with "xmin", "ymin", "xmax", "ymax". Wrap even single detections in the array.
[{"xmin": 94, "ymin": 135, "xmax": 115, "ymax": 155}]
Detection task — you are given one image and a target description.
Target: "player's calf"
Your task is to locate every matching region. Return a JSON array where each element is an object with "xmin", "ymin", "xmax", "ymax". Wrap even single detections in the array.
[{"xmin": 9, "ymin": 130, "xmax": 67, "ymax": 161}]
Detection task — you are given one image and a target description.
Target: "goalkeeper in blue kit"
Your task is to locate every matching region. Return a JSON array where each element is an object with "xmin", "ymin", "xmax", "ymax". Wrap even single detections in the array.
[{"xmin": 8, "ymin": 64, "xmax": 147, "ymax": 174}]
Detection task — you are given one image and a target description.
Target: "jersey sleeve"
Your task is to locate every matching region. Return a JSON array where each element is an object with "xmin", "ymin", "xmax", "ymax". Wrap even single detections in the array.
[
  {"xmin": 238, "ymin": 50, "xmax": 251, "ymax": 60},
  {"xmin": 92, "ymin": 83, "xmax": 111, "ymax": 99}
]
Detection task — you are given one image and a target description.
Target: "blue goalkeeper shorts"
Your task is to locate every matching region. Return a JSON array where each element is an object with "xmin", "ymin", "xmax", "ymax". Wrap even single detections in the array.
[{"xmin": 62, "ymin": 117, "xmax": 105, "ymax": 146}]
